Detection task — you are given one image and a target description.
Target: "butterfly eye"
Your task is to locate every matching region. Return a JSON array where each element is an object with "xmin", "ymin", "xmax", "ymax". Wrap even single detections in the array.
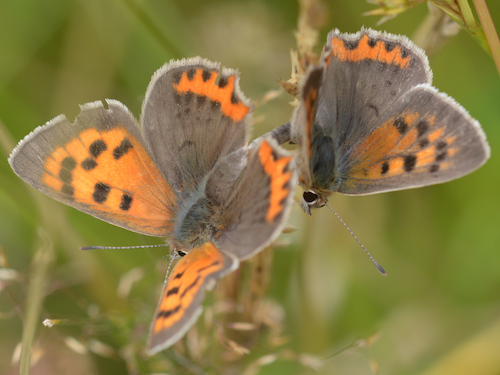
[{"xmin": 303, "ymin": 190, "xmax": 319, "ymax": 205}]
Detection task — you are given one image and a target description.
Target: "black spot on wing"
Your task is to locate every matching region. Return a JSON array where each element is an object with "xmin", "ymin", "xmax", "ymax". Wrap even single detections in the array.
[
  {"xmin": 196, "ymin": 260, "xmax": 220, "ymax": 274},
  {"xmin": 180, "ymin": 276, "xmax": 201, "ymax": 298},
  {"xmin": 89, "ymin": 140, "xmax": 107, "ymax": 158},
  {"xmin": 400, "ymin": 48, "xmax": 410, "ymax": 59},
  {"xmin": 344, "ymin": 39, "xmax": 359, "ymax": 50},
  {"xmin": 384, "ymin": 42, "xmax": 395, "ymax": 52},
  {"xmin": 231, "ymin": 92, "xmax": 239, "ymax": 104},
  {"xmin": 61, "ymin": 157, "xmax": 76, "ymax": 170},
  {"xmin": 416, "ymin": 120, "xmax": 429, "ymax": 137},
  {"xmin": 394, "ymin": 117, "xmax": 408, "ymax": 134},
  {"xmin": 202, "ymin": 69, "xmax": 211, "ymax": 82},
  {"xmin": 61, "ymin": 184, "xmax": 74, "ymax": 196},
  {"xmin": 404, "ymin": 154, "xmax": 417, "ymax": 172},
  {"xmin": 113, "ymin": 138, "xmax": 133, "ymax": 160},
  {"xmin": 381, "ymin": 161, "xmax": 389, "ymax": 175},
  {"xmin": 81, "ymin": 158, "xmax": 97, "ymax": 171},
  {"xmin": 166, "ymin": 286, "xmax": 179, "ymax": 297},
  {"xmin": 157, "ymin": 305, "xmax": 181, "ymax": 319},
  {"xmin": 436, "ymin": 151, "xmax": 447, "ymax": 162},
  {"xmin": 218, "ymin": 76, "xmax": 228, "ymax": 88},
  {"xmin": 173, "ymin": 270, "xmax": 185, "ymax": 280},
  {"xmin": 437, "ymin": 141, "xmax": 447, "ymax": 150},
  {"xmin": 419, "ymin": 138, "xmax": 429, "ymax": 148},
  {"xmin": 93, "ymin": 182, "xmax": 110, "ymax": 203},
  {"xmin": 172, "ymin": 71, "xmax": 182, "ymax": 85},
  {"xmin": 186, "ymin": 68, "xmax": 196, "ymax": 80},
  {"xmin": 120, "ymin": 194, "xmax": 132, "ymax": 211},
  {"xmin": 59, "ymin": 168, "xmax": 72, "ymax": 183}
]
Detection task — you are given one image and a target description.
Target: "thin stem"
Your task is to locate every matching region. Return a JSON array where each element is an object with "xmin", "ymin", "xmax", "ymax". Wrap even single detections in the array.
[
  {"xmin": 456, "ymin": 0, "xmax": 478, "ymax": 30},
  {"xmin": 472, "ymin": 0, "xmax": 500, "ymax": 76},
  {"xmin": 20, "ymin": 230, "xmax": 55, "ymax": 375}
]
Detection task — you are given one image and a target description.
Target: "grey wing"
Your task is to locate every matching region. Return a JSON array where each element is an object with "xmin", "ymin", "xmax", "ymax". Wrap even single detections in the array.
[
  {"xmin": 337, "ymin": 85, "xmax": 490, "ymax": 195},
  {"xmin": 212, "ymin": 138, "xmax": 295, "ymax": 260},
  {"xmin": 141, "ymin": 58, "xmax": 253, "ymax": 193},
  {"xmin": 315, "ymin": 28, "xmax": 431, "ymax": 152}
]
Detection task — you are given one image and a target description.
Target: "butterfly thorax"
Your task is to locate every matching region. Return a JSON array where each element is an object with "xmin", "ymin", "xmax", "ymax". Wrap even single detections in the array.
[
  {"xmin": 299, "ymin": 125, "xmax": 338, "ymax": 214},
  {"xmin": 310, "ymin": 122, "xmax": 339, "ymax": 187},
  {"xmin": 174, "ymin": 195, "xmax": 217, "ymax": 249}
]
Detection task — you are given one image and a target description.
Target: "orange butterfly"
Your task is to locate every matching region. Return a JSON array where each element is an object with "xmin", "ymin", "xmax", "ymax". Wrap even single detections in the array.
[
  {"xmin": 262, "ymin": 28, "xmax": 489, "ymax": 213},
  {"xmin": 9, "ymin": 58, "xmax": 295, "ymax": 354}
]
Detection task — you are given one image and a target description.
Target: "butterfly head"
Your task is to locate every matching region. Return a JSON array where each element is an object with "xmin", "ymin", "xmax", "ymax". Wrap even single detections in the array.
[{"xmin": 300, "ymin": 188, "xmax": 328, "ymax": 215}]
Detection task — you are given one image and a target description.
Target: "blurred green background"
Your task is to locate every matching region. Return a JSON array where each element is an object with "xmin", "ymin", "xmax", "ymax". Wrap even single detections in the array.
[{"xmin": 1, "ymin": 0, "xmax": 500, "ymax": 374}]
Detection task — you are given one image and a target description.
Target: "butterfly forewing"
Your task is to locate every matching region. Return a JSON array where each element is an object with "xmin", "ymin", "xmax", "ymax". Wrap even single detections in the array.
[
  {"xmin": 315, "ymin": 29, "xmax": 431, "ymax": 148},
  {"xmin": 141, "ymin": 58, "xmax": 252, "ymax": 193},
  {"xmin": 9, "ymin": 100, "xmax": 177, "ymax": 236}
]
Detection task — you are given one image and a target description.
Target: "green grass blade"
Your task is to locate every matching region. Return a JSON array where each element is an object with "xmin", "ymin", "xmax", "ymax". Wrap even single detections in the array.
[{"xmin": 19, "ymin": 231, "xmax": 55, "ymax": 375}]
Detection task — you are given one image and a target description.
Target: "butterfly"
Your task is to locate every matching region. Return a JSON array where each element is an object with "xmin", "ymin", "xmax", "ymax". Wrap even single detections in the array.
[
  {"xmin": 261, "ymin": 28, "xmax": 490, "ymax": 214},
  {"xmin": 8, "ymin": 57, "xmax": 295, "ymax": 354}
]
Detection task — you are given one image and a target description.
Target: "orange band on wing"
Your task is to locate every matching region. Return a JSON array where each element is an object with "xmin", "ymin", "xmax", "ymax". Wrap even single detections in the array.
[
  {"xmin": 353, "ymin": 111, "xmax": 420, "ymax": 164},
  {"xmin": 304, "ymin": 80, "xmax": 321, "ymax": 161},
  {"xmin": 258, "ymin": 141, "xmax": 292, "ymax": 223},
  {"xmin": 349, "ymin": 108, "xmax": 462, "ymax": 180},
  {"xmin": 331, "ymin": 34, "xmax": 411, "ymax": 69},
  {"xmin": 173, "ymin": 68, "xmax": 250, "ymax": 122},
  {"xmin": 153, "ymin": 242, "xmax": 226, "ymax": 333}
]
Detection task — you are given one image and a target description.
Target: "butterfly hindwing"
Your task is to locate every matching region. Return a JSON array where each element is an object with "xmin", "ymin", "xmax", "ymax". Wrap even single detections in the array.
[
  {"xmin": 213, "ymin": 138, "xmax": 295, "ymax": 260},
  {"xmin": 141, "ymin": 58, "xmax": 252, "ymax": 193},
  {"xmin": 9, "ymin": 100, "xmax": 177, "ymax": 236},
  {"xmin": 148, "ymin": 242, "xmax": 238, "ymax": 355},
  {"xmin": 339, "ymin": 84, "xmax": 490, "ymax": 194}
]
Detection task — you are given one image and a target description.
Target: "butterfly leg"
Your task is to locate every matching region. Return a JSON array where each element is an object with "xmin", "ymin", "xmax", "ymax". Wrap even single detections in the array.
[{"xmin": 250, "ymin": 122, "xmax": 292, "ymax": 151}]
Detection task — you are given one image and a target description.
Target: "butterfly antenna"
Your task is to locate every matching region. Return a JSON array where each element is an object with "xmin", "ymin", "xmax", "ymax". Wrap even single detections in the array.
[
  {"xmin": 325, "ymin": 204, "xmax": 387, "ymax": 276},
  {"xmin": 80, "ymin": 244, "xmax": 170, "ymax": 250}
]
